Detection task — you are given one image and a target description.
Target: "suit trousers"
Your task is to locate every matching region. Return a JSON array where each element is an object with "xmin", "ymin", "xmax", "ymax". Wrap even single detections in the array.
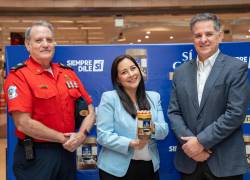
[
  {"xmin": 181, "ymin": 162, "xmax": 243, "ymax": 180},
  {"xmin": 99, "ymin": 160, "xmax": 159, "ymax": 180}
]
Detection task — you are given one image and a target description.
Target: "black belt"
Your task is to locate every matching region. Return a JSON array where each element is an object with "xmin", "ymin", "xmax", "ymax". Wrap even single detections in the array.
[{"xmin": 18, "ymin": 139, "xmax": 62, "ymax": 148}]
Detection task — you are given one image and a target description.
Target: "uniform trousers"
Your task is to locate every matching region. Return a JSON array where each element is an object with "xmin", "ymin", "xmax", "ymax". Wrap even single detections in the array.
[
  {"xmin": 182, "ymin": 162, "xmax": 243, "ymax": 180},
  {"xmin": 99, "ymin": 159, "xmax": 159, "ymax": 180},
  {"xmin": 13, "ymin": 140, "xmax": 76, "ymax": 180}
]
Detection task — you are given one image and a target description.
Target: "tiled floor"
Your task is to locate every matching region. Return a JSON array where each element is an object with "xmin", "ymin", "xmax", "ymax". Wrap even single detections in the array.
[{"xmin": 0, "ymin": 138, "xmax": 6, "ymax": 180}]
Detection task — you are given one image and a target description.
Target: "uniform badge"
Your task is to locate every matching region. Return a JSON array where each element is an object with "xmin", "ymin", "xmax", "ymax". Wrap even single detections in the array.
[
  {"xmin": 69, "ymin": 81, "xmax": 74, "ymax": 88},
  {"xmin": 73, "ymin": 81, "xmax": 78, "ymax": 88},
  {"xmin": 39, "ymin": 84, "xmax": 48, "ymax": 89},
  {"xmin": 65, "ymin": 74, "xmax": 72, "ymax": 89},
  {"xmin": 66, "ymin": 81, "xmax": 72, "ymax": 88},
  {"xmin": 8, "ymin": 85, "xmax": 18, "ymax": 99},
  {"xmin": 64, "ymin": 74, "xmax": 70, "ymax": 80}
]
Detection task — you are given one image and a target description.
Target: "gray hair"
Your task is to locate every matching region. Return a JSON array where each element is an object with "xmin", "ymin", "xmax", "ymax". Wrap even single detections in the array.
[
  {"xmin": 190, "ymin": 13, "xmax": 221, "ymax": 32},
  {"xmin": 25, "ymin": 20, "xmax": 54, "ymax": 40}
]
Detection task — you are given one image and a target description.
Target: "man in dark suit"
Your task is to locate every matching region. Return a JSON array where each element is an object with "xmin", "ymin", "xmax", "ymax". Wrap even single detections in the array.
[{"xmin": 168, "ymin": 13, "xmax": 250, "ymax": 180}]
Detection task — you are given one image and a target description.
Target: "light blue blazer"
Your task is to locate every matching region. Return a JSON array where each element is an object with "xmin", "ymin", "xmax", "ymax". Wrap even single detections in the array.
[{"xmin": 96, "ymin": 90, "xmax": 168, "ymax": 177}]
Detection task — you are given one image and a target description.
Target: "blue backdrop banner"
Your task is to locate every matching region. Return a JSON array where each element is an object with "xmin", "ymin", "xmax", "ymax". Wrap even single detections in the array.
[{"xmin": 5, "ymin": 42, "xmax": 250, "ymax": 180}]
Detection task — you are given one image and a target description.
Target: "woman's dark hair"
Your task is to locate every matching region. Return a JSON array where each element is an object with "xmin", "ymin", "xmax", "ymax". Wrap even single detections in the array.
[{"xmin": 111, "ymin": 54, "xmax": 150, "ymax": 118}]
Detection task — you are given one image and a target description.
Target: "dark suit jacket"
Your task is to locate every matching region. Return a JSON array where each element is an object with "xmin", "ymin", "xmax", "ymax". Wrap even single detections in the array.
[{"xmin": 168, "ymin": 52, "xmax": 250, "ymax": 177}]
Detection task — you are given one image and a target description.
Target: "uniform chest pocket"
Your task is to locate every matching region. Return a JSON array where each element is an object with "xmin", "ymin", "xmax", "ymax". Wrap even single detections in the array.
[{"xmin": 33, "ymin": 88, "xmax": 57, "ymax": 114}]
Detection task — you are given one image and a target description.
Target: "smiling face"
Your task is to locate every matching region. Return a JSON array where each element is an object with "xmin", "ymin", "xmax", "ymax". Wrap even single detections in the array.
[
  {"xmin": 25, "ymin": 25, "xmax": 55, "ymax": 68},
  {"xmin": 192, "ymin": 20, "xmax": 223, "ymax": 62},
  {"xmin": 116, "ymin": 58, "xmax": 142, "ymax": 94}
]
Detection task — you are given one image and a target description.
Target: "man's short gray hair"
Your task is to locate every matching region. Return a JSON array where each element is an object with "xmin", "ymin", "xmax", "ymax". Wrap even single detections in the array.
[
  {"xmin": 25, "ymin": 20, "xmax": 54, "ymax": 40},
  {"xmin": 190, "ymin": 13, "xmax": 221, "ymax": 32}
]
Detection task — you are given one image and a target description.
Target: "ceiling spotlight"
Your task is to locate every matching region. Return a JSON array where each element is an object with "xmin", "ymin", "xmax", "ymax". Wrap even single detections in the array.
[
  {"xmin": 248, "ymin": 29, "xmax": 250, "ymax": 33},
  {"xmin": 137, "ymin": 39, "xmax": 142, "ymax": 43},
  {"xmin": 169, "ymin": 36, "xmax": 174, "ymax": 39},
  {"xmin": 146, "ymin": 31, "xmax": 151, "ymax": 34},
  {"xmin": 145, "ymin": 35, "xmax": 149, "ymax": 39}
]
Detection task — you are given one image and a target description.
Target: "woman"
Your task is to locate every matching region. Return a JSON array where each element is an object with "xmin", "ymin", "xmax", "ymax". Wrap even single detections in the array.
[{"xmin": 96, "ymin": 54, "xmax": 168, "ymax": 180}]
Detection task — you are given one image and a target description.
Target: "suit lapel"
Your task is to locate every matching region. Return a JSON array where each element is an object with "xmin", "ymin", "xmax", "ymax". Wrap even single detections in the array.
[
  {"xmin": 187, "ymin": 60, "xmax": 199, "ymax": 112},
  {"xmin": 198, "ymin": 53, "xmax": 225, "ymax": 114}
]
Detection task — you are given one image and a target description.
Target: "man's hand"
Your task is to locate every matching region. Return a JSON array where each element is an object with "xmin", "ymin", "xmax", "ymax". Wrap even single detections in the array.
[
  {"xmin": 129, "ymin": 138, "xmax": 148, "ymax": 150},
  {"xmin": 63, "ymin": 132, "xmax": 87, "ymax": 152},
  {"xmin": 192, "ymin": 150, "xmax": 211, "ymax": 162},
  {"xmin": 181, "ymin": 136, "xmax": 204, "ymax": 158}
]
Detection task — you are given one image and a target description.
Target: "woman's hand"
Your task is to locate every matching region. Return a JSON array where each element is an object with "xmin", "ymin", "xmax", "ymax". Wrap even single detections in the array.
[{"xmin": 129, "ymin": 138, "xmax": 148, "ymax": 150}]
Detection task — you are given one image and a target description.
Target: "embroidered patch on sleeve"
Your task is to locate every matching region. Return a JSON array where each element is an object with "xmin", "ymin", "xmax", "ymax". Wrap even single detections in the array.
[{"xmin": 8, "ymin": 85, "xmax": 18, "ymax": 99}]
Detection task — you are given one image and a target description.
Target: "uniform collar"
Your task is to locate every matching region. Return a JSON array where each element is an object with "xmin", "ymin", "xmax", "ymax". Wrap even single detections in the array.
[
  {"xmin": 25, "ymin": 57, "xmax": 63, "ymax": 81},
  {"xmin": 25, "ymin": 56, "xmax": 53, "ymax": 75},
  {"xmin": 25, "ymin": 56, "xmax": 45, "ymax": 74}
]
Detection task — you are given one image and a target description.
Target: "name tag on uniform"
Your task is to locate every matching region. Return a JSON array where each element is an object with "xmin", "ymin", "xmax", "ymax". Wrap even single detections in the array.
[{"xmin": 39, "ymin": 84, "xmax": 48, "ymax": 89}]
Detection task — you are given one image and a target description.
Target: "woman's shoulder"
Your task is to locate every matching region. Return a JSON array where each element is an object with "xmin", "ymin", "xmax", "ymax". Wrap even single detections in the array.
[
  {"xmin": 146, "ymin": 91, "xmax": 160, "ymax": 98},
  {"xmin": 99, "ymin": 90, "xmax": 121, "ymax": 108},
  {"xmin": 146, "ymin": 91, "xmax": 161, "ymax": 103},
  {"xmin": 101, "ymin": 90, "xmax": 119, "ymax": 100},
  {"xmin": 102, "ymin": 90, "xmax": 117, "ymax": 96}
]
